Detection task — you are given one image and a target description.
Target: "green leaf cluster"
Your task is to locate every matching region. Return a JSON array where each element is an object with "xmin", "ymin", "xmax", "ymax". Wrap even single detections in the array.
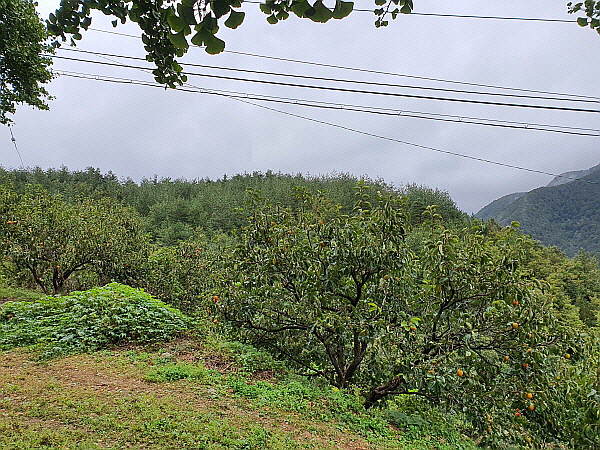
[
  {"xmin": 569, "ymin": 0, "xmax": 600, "ymax": 33},
  {"xmin": 43, "ymin": 0, "xmax": 354, "ymax": 85},
  {"xmin": 374, "ymin": 0, "xmax": 413, "ymax": 28},
  {"xmin": 0, "ymin": 0, "xmax": 54, "ymax": 123},
  {"xmin": 141, "ymin": 232, "xmax": 226, "ymax": 313},
  {"xmin": 259, "ymin": 0, "xmax": 353, "ymax": 24},
  {"xmin": 0, "ymin": 282, "xmax": 190, "ymax": 358}
]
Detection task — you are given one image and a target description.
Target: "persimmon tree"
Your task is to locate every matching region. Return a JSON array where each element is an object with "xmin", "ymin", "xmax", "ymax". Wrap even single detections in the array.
[
  {"xmin": 0, "ymin": 185, "xmax": 148, "ymax": 294},
  {"xmin": 221, "ymin": 184, "xmax": 412, "ymax": 388},
  {"xmin": 217, "ymin": 185, "xmax": 584, "ymax": 447},
  {"xmin": 142, "ymin": 232, "xmax": 225, "ymax": 313}
]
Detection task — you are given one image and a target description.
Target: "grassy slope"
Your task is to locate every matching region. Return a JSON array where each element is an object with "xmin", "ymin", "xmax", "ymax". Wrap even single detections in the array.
[
  {"xmin": 0, "ymin": 340, "xmax": 477, "ymax": 450},
  {"xmin": 0, "ymin": 287, "xmax": 478, "ymax": 450},
  {"xmin": 0, "ymin": 285, "xmax": 45, "ymax": 304}
]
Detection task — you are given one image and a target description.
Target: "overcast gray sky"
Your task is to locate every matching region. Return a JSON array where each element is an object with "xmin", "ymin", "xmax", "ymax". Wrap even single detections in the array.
[{"xmin": 3, "ymin": 0, "xmax": 599, "ymax": 213}]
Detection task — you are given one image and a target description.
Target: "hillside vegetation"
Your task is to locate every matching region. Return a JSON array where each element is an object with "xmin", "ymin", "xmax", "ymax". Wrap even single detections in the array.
[
  {"xmin": 476, "ymin": 163, "xmax": 600, "ymax": 257},
  {"xmin": 0, "ymin": 166, "xmax": 467, "ymax": 246},
  {"xmin": 0, "ymin": 285, "xmax": 478, "ymax": 450},
  {"xmin": 1, "ymin": 166, "xmax": 600, "ymax": 448}
]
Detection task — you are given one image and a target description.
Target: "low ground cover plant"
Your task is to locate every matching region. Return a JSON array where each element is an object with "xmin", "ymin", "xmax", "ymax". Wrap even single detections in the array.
[{"xmin": 0, "ymin": 282, "xmax": 190, "ymax": 358}]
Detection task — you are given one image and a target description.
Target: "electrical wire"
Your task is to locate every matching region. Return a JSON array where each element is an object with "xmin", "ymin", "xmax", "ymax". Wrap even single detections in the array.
[
  {"xmin": 228, "ymin": 97, "xmax": 599, "ymax": 184},
  {"xmin": 86, "ymin": 27, "xmax": 599, "ymax": 102},
  {"xmin": 48, "ymin": 23, "xmax": 599, "ymax": 185},
  {"xmin": 53, "ymin": 69, "xmax": 600, "ymax": 184},
  {"xmin": 55, "ymin": 70, "xmax": 600, "ymax": 136},
  {"xmin": 7, "ymin": 125, "xmax": 24, "ymax": 168},
  {"xmin": 379, "ymin": 12, "xmax": 575, "ymax": 23},
  {"xmin": 49, "ymin": 54, "xmax": 600, "ymax": 113},
  {"xmin": 58, "ymin": 48, "xmax": 599, "ymax": 105}
]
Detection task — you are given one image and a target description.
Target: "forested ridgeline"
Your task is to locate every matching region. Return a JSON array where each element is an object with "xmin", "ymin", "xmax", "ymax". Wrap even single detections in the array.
[
  {"xmin": 0, "ymin": 166, "xmax": 467, "ymax": 245},
  {"xmin": 2, "ymin": 166, "xmax": 600, "ymax": 448}
]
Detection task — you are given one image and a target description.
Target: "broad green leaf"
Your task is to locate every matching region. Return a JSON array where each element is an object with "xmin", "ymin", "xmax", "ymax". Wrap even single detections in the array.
[
  {"xmin": 267, "ymin": 14, "xmax": 279, "ymax": 24},
  {"xmin": 290, "ymin": 0, "xmax": 313, "ymax": 17},
  {"xmin": 224, "ymin": 10, "xmax": 245, "ymax": 28},
  {"xmin": 168, "ymin": 31, "xmax": 189, "ymax": 50},
  {"xmin": 129, "ymin": 6, "xmax": 141, "ymax": 22},
  {"xmin": 178, "ymin": 4, "xmax": 198, "ymax": 25},
  {"xmin": 333, "ymin": 0, "xmax": 353, "ymax": 19},
  {"xmin": 205, "ymin": 33, "xmax": 226, "ymax": 54},
  {"xmin": 400, "ymin": 4, "xmax": 411, "ymax": 13},
  {"xmin": 191, "ymin": 29, "xmax": 208, "ymax": 46},
  {"xmin": 201, "ymin": 14, "xmax": 219, "ymax": 33},
  {"xmin": 578, "ymin": 16, "xmax": 589, "ymax": 26},
  {"xmin": 211, "ymin": 0, "xmax": 231, "ymax": 18},
  {"xmin": 309, "ymin": 0, "xmax": 333, "ymax": 22},
  {"xmin": 276, "ymin": 10, "xmax": 290, "ymax": 20},
  {"xmin": 375, "ymin": 0, "xmax": 385, "ymax": 5},
  {"xmin": 304, "ymin": 6, "xmax": 317, "ymax": 17},
  {"xmin": 260, "ymin": 3, "xmax": 272, "ymax": 14},
  {"xmin": 167, "ymin": 14, "xmax": 187, "ymax": 33}
]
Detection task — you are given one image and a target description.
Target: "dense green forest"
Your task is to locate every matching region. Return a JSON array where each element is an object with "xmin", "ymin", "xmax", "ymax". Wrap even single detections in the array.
[
  {"xmin": 0, "ymin": 166, "xmax": 467, "ymax": 246},
  {"xmin": 1, "ymin": 166, "xmax": 600, "ymax": 448},
  {"xmin": 476, "ymin": 164, "xmax": 600, "ymax": 258}
]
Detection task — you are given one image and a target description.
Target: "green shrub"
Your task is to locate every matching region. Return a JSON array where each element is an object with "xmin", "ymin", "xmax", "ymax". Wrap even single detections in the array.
[
  {"xmin": 224, "ymin": 341, "xmax": 285, "ymax": 374},
  {"xmin": 0, "ymin": 282, "xmax": 190, "ymax": 358}
]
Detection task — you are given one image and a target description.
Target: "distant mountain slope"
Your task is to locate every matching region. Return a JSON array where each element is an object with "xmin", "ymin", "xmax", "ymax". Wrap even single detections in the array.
[
  {"xmin": 475, "ymin": 192, "xmax": 526, "ymax": 222},
  {"xmin": 546, "ymin": 163, "xmax": 600, "ymax": 187},
  {"xmin": 475, "ymin": 164, "xmax": 600, "ymax": 257}
]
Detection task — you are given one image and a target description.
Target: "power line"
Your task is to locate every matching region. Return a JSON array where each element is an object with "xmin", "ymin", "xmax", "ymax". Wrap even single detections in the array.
[
  {"xmin": 7, "ymin": 125, "xmax": 24, "ymax": 168},
  {"xmin": 58, "ymin": 48, "xmax": 598, "ymax": 105},
  {"xmin": 49, "ymin": 54, "xmax": 600, "ymax": 114},
  {"xmin": 229, "ymin": 96, "xmax": 598, "ymax": 184},
  {"xmin": 86, "ymin": 27, "xmax": 598, "ymax": 102},
  {"xmin": 380, "ymin": 12, "xmax": 575, "ymax": 23},
  {"xmin": 55, "ymin": 69, "xmax": 600, "ymax": 136},
  {"xmin": 222, "ymin": 51, "xmax": 600, "ymax": 102},
  {"xmin": 52, "ymin": 70, "xmax": 597, "ymax": 184}
]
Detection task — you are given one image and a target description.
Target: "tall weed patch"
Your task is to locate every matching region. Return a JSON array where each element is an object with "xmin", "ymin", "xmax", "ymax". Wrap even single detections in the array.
[{"xmin": 0, "ymin": 282, "xmax": 189, "ymax": 358}]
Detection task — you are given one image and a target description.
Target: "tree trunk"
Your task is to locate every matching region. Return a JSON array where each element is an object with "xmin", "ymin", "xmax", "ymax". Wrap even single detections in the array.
[{"xmin": 363, "ymin": 375, "xmax": 405, "ymax": 409}]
